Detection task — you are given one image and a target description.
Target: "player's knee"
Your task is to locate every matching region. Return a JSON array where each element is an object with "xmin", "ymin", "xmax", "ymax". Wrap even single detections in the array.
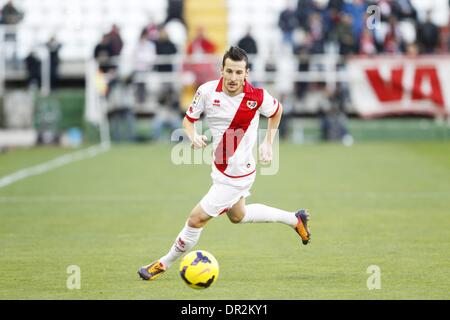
[
  {"xmin": 227, "ymin": 212, "xmax": 244, "ymax": 224},
  {"xmin": 187, "ymin": 214, "xmax": 204, "ymax": 228},
  {"xmin": 187, "ymin": 207, "xmax": 210, "ymax": 228},
  {"xmin": 187, "ymin": 217, "xmax": 204, "ymax": 228}
]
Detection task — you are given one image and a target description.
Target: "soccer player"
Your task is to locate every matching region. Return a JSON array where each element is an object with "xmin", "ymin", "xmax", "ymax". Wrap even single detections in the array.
[{"xmin": 138, "ymin": 46, "xmax": 311, "ymax": 280}]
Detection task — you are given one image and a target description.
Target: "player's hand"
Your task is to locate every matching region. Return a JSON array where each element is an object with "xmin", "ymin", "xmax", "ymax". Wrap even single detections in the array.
[
  {"xmin": 191, "ymin": 134, "xmax": 208, "ymax": 149},
  {"xmin": 259, "ymin": 141, "xmax": 272, "ymax": 164}
]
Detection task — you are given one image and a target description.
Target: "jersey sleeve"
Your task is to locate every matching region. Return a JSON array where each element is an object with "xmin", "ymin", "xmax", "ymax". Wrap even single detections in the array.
[
  {"xmin": 259, "ymin": 89, "xmax": 280, "ymax": 118},
  {"xmin": 185, "ymin": 85, "xmax": 207, "ymax": 123}
]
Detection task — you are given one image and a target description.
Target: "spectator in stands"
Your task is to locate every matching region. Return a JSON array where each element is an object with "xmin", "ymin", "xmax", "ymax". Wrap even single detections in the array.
[
  {"xmin": 0, "ymin": 0, "xmax": 23, "ymax": 25},
  {"xmin": 94, "ymin": 34, "xmax": 114, "ymax": 73},
  {"xmin": 342, "ymin": 0, "xmax": 367, "ymax": 53},
  {"xmin": 151, "ymin": 83, "xmax": 182, "ymax": 142},
  {"xmin": 383, "ymin": 15, "xmax": 405, "ymax": 54},
  {"xmin": 152, "ymin": 27, "xmax": 182, "ymax": 142},
  {"xmin": 416, "ymin": 10, "xmax": 441, "ymax": 54},
  {"xmin": 237, "ymin": 27, "xmax": 258, "ymax": 56},
  {"xmin": 306, "ymin": 12, "xmax": 326, "ymax": 54},
  {"xmin": 337, "ymin": 14, "xmax": 357, "ymax": 56},
  {"xmin": 103, "ymin": 24, "xmax": 123, "ymax": 100},
  {"xmin": 106, "ymin": 24, "xmax": 124, "ymax": 57},
  {"xmin": 296, "ymin": 0, "xmax": 314, "ymax": 30},
  {"xmin": 278, "ymin": 3, "xmax": 299, "ymax": 47},
  {"xmin": 326, "ymin": 0, "xmax": 344, "ymax": 45},
  {"xmin": 106, "ymin": 76, "xmax": 136, "ymax": 143},
  {"xmin": 237, "ymin": 27, "xmax": 258, "ymax": 69},
  {"xmin": 294, "ymin": 46, "xmax": 310, "ymax": 99},
  {"xmin": 1, "ymin": 0, "xmax": 23, "ymax": 68},
  {"xmin": 154, "ymin": 27, "xmax": 178, "ymax": 72},
  {"xmin": 94, "ymin": 34, "xmax": 120, "ymax": 98},
  {"xmin": 318, "ymin": 85, "xmax": 353, "ymax": 146},
  {"xmin": 134, "ymin": 29, "xmax": 156, "ymax": 72},
  {"xmin": 46, "ymin": 36, "xmax": 62, "ymax": 90},
  {"xmin": 186, "ymin": 26, "xmax": 217, "ymax": 55},
  {"xmin": 132, "ymin": 29, "xmax": 156, "ymax": 104},
  {"xmin": 185, "ymin": 27, "xmax": 218, "ymax": 86},
  {"xmin": 25, "ymin": 50, "xmax": 41, "ymax": 89}
]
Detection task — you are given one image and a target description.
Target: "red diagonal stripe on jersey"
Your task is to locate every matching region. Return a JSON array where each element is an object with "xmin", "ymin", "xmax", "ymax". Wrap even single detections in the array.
[{"xmin": 214, "ymin": 88, "xmax": 263, "ymax": 174}]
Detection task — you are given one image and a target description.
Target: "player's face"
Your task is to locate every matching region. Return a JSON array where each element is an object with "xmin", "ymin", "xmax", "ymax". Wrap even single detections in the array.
[{"xmin": 221, "ymin": 58, "xmax": 248, "ymax": 96}]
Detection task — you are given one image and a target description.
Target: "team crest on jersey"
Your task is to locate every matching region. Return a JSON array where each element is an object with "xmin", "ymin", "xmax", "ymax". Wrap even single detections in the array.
[{"xmin": 247, "ymin": 100, "xmax": 257, "ymax": 109}]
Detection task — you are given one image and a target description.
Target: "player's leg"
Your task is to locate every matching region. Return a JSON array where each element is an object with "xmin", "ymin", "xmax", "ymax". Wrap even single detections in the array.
[
  {"xmin": 159, "ymin": 203, "xmax": 212, "ymax": 267},
  {"xmin": 226, "ymin": 196, "xmax": 246, "ymax": 223},
  {"xmin": 227, "ymin": 197, "xmax": 311, "ymax": 245},
  {"xmin": 138, "ymin": 203, "xmax": 211, "ymax": 281},
  {"xmin": 228, "ymin": 196, "xmax": 297, "ymax": 225}
]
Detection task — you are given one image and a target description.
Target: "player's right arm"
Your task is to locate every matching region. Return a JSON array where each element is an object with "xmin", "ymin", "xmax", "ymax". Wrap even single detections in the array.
[
  {"xmin": 183, "ymin": 117, "xmax": 207, "ymax": 149},
  {"xmin": 184, "ymin": 85, "xmax": 208, "ymax": 149}
]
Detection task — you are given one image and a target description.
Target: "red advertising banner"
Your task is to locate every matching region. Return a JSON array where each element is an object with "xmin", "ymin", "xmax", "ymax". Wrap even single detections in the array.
[{"xmin": 347, "ymin": 56, "xmax": 450, "ymax": 118}]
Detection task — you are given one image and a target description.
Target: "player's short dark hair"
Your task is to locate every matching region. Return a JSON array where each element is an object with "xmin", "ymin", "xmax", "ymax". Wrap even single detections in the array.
[{"xmin": 222, "ymin": 46, "xmax": 249, "ymax": 70}]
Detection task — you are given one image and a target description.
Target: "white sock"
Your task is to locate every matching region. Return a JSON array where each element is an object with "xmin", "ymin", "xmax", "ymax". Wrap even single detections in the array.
[
  {"xmin": 239, "ymin": 203, "xmax": 298, "ymax": 227},
  {"xmin": 159, "ymin": 223, "xmax": 203, "ymax": 268}
]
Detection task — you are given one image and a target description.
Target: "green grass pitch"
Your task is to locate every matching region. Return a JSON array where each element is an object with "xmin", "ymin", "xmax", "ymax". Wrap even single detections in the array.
[{"xmin": 0, "ymin": 141, "xmax": 449, "ymax": 299}]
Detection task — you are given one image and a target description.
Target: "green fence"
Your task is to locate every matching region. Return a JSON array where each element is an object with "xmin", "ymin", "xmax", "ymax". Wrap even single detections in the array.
[{"xmin": 272, "ymin": 118, "xmax": 450, "ymax": 143}]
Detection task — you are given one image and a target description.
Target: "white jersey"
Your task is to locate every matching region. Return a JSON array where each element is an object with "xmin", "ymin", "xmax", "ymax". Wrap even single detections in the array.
[{"xmin": 185, "ymin": 78, "xmax": 280, "ymax": 187}]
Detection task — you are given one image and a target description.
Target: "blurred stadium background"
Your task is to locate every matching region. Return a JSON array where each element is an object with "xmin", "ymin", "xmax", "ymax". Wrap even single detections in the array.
[
  {"xmin": 0, "ymin": 0, "xmax": 449, "ymax": 300},
  {"xmin": 1, "ymin": 0, "xmax": 450, "ymax": 146}
]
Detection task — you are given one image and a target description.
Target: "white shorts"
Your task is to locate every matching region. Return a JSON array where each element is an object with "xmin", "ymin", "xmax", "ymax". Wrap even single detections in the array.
[{"xmin": 200, "ymin": 182, "xmax": 253, "ymax": 217}]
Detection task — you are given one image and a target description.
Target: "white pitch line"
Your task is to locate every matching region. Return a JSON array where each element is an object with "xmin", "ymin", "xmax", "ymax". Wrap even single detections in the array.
[
  {"xmin": 0, "ymin": 191, "xmax": 448, "ymax": 204},
  {"xmin": 0, "ymin": 194, "xmax": 192, "ymax": 203},
  {"xmin": 0, "ymin": 142, "xmax": 110, "ymax": 189}
]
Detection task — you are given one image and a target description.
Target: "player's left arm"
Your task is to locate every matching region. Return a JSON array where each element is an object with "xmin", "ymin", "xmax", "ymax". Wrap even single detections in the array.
[{"xmin": 259, "ymin": 103, "xmax": 283, "ymax": 164}]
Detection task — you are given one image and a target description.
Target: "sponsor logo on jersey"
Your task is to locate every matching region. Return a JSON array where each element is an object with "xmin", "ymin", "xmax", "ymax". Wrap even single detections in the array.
[
  {"xmin": 247, "ymin": 100, "xmax": 257, "ymax": 109},
  {"xmin": 192, "ymin": 90, "xmax": 201, "ymax": 106},
  {"xmin": 213, "ymin": 99, "xmax": 221, "ymax": 107}
]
